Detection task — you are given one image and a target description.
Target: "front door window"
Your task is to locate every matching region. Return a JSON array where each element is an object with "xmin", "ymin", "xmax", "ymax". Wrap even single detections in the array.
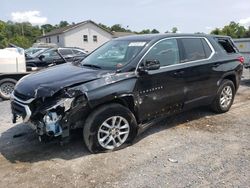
[{"xmin": 143, "ymin": 38, "xmax": 179, "ymax": 67}]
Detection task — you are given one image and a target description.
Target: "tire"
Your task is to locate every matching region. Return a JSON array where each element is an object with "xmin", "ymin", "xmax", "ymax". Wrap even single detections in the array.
[
  {"xmin": 83, "ymin": 103, "xmax": 138, "ymax": 153},
  {"xmin": 0, "ymin": 78, "xmax": 17, "ymax": 100},
  {"xmin": 211, "ymin": 79, "xmax": 235, "ymax": 113}
]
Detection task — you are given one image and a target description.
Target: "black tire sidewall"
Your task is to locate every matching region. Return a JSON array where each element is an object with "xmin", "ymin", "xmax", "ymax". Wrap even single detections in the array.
[
  {"xmin": 83, "ymin": 104, "xmax": 137, "ymax": 153},
  {"xmin": 215, "ymin": 80, "xmax": 235, "ymax": 113},
  {"xmin": 0, "ymin": 78, "xmax": 17, "ymax": 100}
]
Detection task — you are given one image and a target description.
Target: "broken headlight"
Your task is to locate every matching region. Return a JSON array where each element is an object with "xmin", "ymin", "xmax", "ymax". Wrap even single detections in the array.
[
  {"xmin": 41, "ymin": 86, "xmax": 88, "ymax": 113},
  {"xmin": 46, "ymin": 98, "xmax": 75, "ymax": 112}
]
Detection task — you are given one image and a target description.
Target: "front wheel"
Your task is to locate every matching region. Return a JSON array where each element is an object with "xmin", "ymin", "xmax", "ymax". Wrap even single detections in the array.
[
  {"xmin": 211, "ymin": 79, "xmax": 235, "ymax": 113},
  {"xmin": 83, "ymin": 103, "xmax": 138, "ymax": 153}
]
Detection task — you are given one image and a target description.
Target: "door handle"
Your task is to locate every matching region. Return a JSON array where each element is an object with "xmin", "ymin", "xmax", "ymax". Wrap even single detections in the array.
[
  {"xmin": 173, "ymin": 70, "xmax": 185, "ymax": 76},
  {"xmin": 212, "ymin": 63, "xmax": 220, "ymax": 67}
]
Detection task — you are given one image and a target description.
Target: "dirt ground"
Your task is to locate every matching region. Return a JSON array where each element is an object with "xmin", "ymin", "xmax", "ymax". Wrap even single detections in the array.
[{"xmin": 0, "ymin": 71, "xmax": 250, "ymax": 188}]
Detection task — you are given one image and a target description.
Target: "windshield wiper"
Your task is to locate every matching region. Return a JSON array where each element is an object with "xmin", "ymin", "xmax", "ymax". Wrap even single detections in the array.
[{"xmin": 82, "ymin": 64, "xmax": 102, "ymax": 69}]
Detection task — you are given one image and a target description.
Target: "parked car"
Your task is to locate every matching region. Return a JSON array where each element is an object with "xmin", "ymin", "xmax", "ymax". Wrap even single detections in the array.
[
  {"xmin": 11, "ymin": 34, "xmax": 243, "ymax": 153},
  {"xmin": 25, "ymin": 48, "xmax": 49, "ymax": 60},
  {"xmin": 26, "ymin": 47, "xmax": 87, "ymax": 71},
  {"xmin": 25, "ymin": 47, "xmax": 48, "ymax": 56}
]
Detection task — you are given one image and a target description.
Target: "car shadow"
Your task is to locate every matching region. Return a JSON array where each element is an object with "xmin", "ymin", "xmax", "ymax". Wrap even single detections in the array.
[
  {"xmin": 0, "ymin": 123, "xmax": 90, "ymax": 163},
  {"xmin": 0, "ymin": 106, "xmax": 215, "ymax": 164},
  {"xmin": 134, "ymin": 106, "xmax": 215, "ymax": 144}
]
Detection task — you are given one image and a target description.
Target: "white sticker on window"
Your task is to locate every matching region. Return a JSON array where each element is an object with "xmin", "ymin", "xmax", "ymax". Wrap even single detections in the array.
[{"xmin": 128, "ymin": 42, "xmax": 146, "ymax": 47}]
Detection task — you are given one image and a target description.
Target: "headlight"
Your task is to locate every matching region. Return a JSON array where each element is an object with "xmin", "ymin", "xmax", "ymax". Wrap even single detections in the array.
[{"xmin": 63, "ymin": 98, "xmax": 74, "ymax": 111}]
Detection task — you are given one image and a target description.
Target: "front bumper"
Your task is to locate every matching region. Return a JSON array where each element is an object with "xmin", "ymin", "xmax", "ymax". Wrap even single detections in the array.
[
  {"xmin": 11, "ymin": 92, "xmax": 76, "ymax": 138},
  {"xmin": 10, "ymin": 93, "xmax": 34, "ymax": 123}
]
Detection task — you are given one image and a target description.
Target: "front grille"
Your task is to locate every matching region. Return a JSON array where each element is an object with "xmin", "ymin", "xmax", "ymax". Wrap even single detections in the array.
[
  {"xmin": 14, "ymin": 91, "xmax": 32, "ymax": 101},
  {"xmin": 11, "ymin": 93, "xmax": 33, "ymax": 122}
]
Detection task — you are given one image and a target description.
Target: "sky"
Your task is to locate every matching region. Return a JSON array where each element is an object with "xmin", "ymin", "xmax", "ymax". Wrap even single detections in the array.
[{"xmin": 1, "ymin": 0, "xmax": 250, "ymax": 33}]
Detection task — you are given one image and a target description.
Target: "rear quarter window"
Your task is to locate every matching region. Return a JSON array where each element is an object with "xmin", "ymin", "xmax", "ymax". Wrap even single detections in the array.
[
  {"xmin": 179, "ymin": 38, "xmax": 211, "ymax": 63},
  {"xmin": 216, "ymin": 38, "xmax": 237, "ymax": 54}
]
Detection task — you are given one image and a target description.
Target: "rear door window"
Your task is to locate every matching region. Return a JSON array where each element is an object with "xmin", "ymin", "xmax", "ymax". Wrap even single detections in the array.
[
  {"xmin": 143, "ymin": 38, "xmax": 179, "ymax": 67},
  {"xmin": 201, "ymin": 39, "xmax": 213, "ymax": 58},
  {"xmin": 216, "ymin": 38, "xmax": 237, "ymax": 54},
  {"xmin": 178, "ymin": 38, "xmax": 208, "ymax": 63}
]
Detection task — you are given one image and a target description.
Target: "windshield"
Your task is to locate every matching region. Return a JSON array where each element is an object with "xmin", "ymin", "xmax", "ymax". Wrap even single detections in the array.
[
  {"xmin": 81, "ymin": 40, "xmax": 147, "ymax": 70},
  {"xmin": 31, "ymin": 48, "xmax": 50, "ymax": 58}
]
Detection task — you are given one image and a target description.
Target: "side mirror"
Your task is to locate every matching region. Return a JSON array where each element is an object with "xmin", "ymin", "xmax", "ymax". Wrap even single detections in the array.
[
  {"xmin": 138, "ymin": 59, "xmax": 160, "ymax": 73},
  {"xmin": 39, "ymin": 55, "xmax": 45, "ymax": 60}
]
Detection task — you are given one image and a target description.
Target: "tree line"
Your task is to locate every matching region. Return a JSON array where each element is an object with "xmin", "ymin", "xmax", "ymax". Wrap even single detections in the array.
[
  {"xmin": 0, "ymin": 20, "xmax": 70, "ymax": 48},
  {"xmin": 0, "ymin": 20, "xmax": 250, "ymax": 49},
  {"xmin": 210, "ymin": 21, "xmax": 250, "ymax": 38}
]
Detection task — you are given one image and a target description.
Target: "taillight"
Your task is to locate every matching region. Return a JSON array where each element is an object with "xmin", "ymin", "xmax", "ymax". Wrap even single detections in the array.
[{"xmin": 237, "ymin": 56, "xmax": 244, "ymax": 64}]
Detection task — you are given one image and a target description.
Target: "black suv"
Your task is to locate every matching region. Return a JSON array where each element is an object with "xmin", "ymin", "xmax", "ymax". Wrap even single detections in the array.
[
  {"xmin": 11, "ymin": 34, "xmax": 243, "ymax": 153},
  {"xmin": 26, "ymin": 47, "xmax": 87, "ymax": 71}
]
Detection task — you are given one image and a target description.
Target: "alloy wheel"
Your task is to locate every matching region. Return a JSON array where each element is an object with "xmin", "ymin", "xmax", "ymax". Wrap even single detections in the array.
[
  {"xmin": 220, "ymin": 85, "xmax": 233, "ymax": 109},
  {"xmin": 97, "ymin": 116, "xmax": 130, "ymax": 150}
]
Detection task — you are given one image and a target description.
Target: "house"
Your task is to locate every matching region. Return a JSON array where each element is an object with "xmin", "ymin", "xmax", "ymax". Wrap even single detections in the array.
[{"xmin": 37, "ymin": 20, "xmax": 134, "ymax": 52}]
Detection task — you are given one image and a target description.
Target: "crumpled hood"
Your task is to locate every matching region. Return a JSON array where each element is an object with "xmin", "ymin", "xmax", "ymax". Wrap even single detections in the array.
[{"xmin": 15, "ymin": 63, "xmax": 110, "ymax": 98}]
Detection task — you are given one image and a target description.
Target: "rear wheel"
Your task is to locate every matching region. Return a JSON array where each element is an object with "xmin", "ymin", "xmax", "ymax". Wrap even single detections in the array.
[
  {"xmin": 211, "ymin": 79, "xmax": 235, "ymax": 113},
  {"xmin": 0, "ymin": 78, "xmax": 17, "ymax": 100},
  {"xmin": 83, "ymin": 103, "xmax": 138, "ymax": 153}
]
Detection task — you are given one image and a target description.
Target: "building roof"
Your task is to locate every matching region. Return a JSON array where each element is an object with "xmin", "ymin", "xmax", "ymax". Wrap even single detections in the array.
[
  {"xmin": 39, "ymin": 20, "xmax": 113, "ymax": 38},
  {"xmin": 39, "ymin": 20, "xmax": 136, "ymax": 39},
  {"xmin": 112, "ymin": 31, "xmax": 135, "ymax": 38}
]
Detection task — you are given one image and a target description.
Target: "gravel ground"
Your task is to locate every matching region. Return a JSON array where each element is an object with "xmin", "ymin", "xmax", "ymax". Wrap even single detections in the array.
[{"xmin": 0, "ymin": 71, "xmax": 250, "ymax": 188}]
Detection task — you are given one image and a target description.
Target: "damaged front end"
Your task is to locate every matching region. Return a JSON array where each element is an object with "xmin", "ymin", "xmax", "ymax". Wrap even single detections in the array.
[
  {"xmin": 34, "ymin": 97, "xmax": 75, "ymax": 138},
  {"xmin": 11, "ymin": 86, "xmax": 88, "ymax": 141}
]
